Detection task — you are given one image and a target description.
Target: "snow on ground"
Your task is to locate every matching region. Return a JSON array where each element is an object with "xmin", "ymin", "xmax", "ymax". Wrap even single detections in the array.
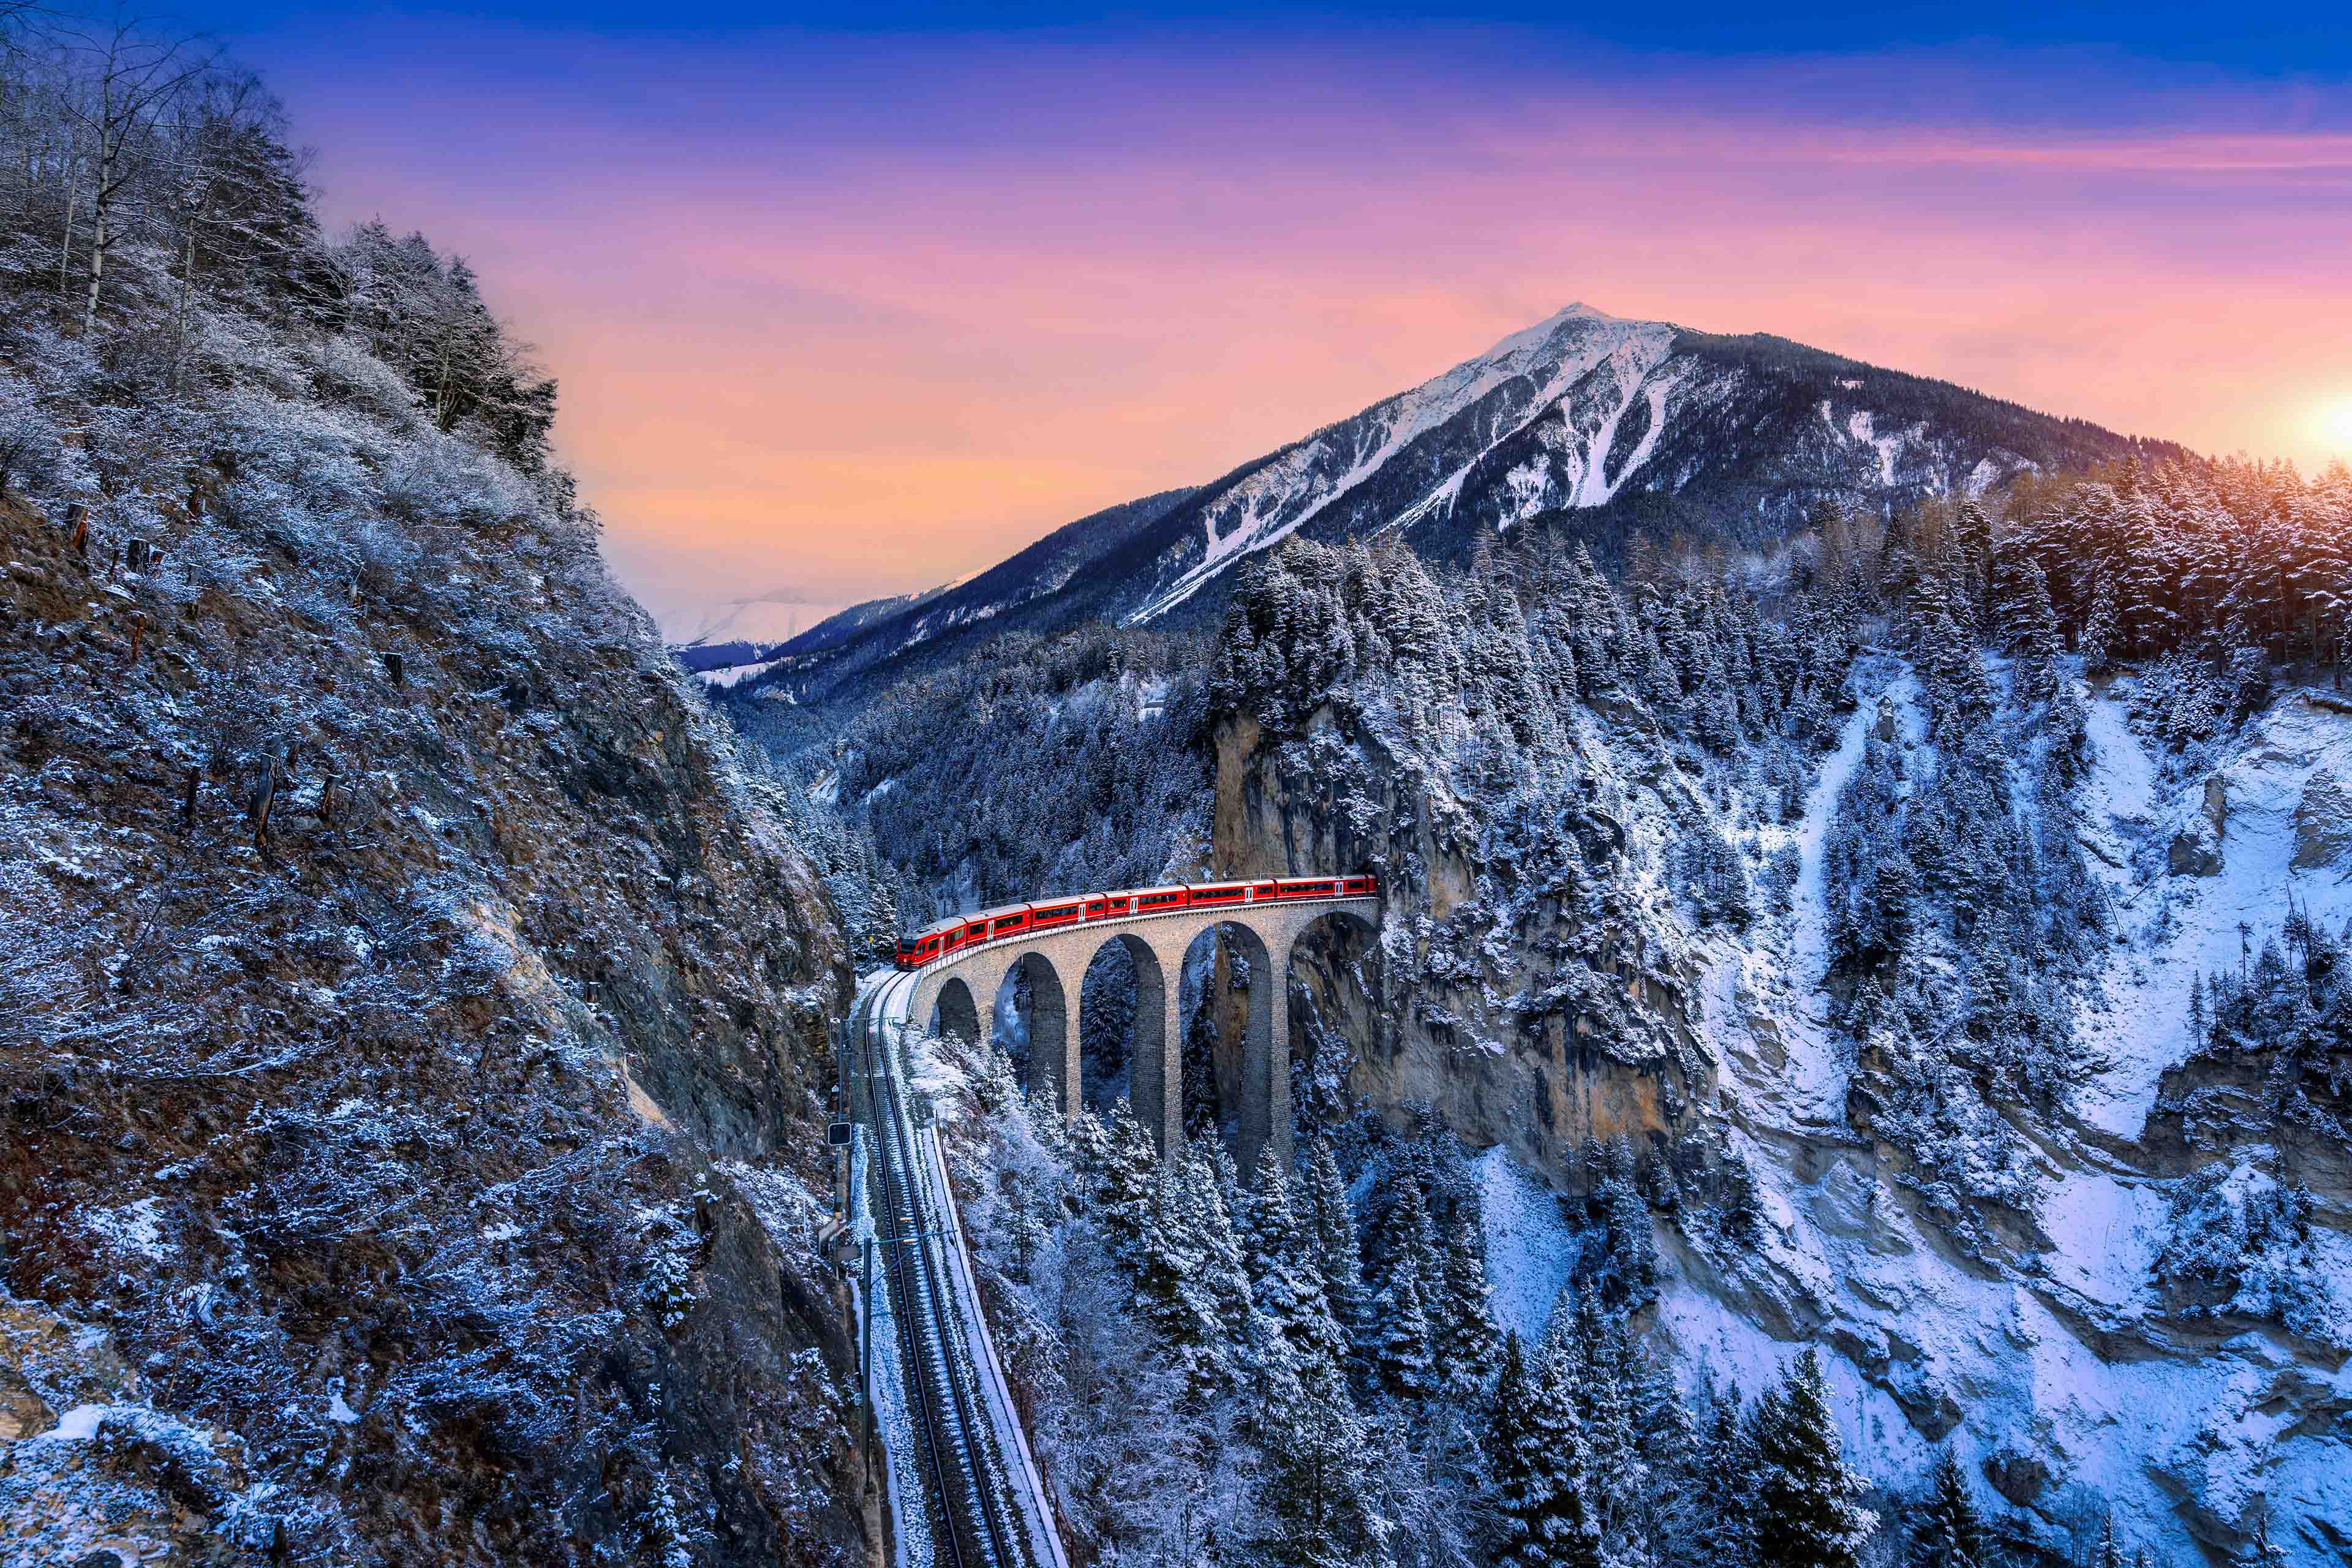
[
  {"xmin": 1133, "ymin": 309, "xmax": 1674, "ymax": 621},
  {"xmin": 2075, "ymin": 683, "xmax": 2352, "ymax": 1137},
  {"xmin": 1741, "ymin": 657, "xmax": 1923, "ymax": 1128},
  {"xmin": 1476, "ymin": 1147, "xmax": 1579, "ymax": 1344},
  {"xmin": 2034, "ymin": 1159, "xmax": 2169, "ymax": 1311},
  {"xmin": 693, "ymin": 659, "xmax": 774, "ymax": 690},
  {"xmin": 1659, "ymin": 1133, "xmax": 2342, "ymax": 1559},
  {"xmin": 1648, "ymin": 678, "xmax": 2352, "ymax": 1562}
]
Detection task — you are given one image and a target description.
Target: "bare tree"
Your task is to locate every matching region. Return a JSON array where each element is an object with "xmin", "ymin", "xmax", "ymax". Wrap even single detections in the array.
[
  {"xmin": 163, "ymin": 67, "xmax": 292, "ymax": 382},
  {"xmin": 53, "ymin": 10, "xmax": 217, "ymax": 333}
]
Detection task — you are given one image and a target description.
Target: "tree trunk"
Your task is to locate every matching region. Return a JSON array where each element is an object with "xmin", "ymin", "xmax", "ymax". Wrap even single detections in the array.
[
  {"xmin": 251, "ymin": 751, "xmax": 278, "ymax": 856},
  {"xmin": 56, "ymin": 171, "xmax": 77, "ymax": 300},
  {"xmin": 83, "ymin": 167, "xmax": 108, "ymax": 334},
  {"xmin": 180, "ymin": 764, "xmax": 198, "ymax": 831},
  {"xmin": 170, "ymin": 219, "xmax": 198, "ymax": 390},
  {"xmin": 83, "ymin": 107, "xmax": 118, "ymax": 335}
]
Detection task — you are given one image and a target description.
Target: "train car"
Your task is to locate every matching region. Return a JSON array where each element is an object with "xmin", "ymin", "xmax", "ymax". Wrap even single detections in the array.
[
  {"xmin": 893, "ymin": 922, "xmax": 952, "ymax": 970},
  {"xmin": 1029, "ymin": 896, "xmax": 1085, "ymax": 932},
  {"xmin": 1132, "ymin": 883, "xmax": 1191, "ymax": 915},
  {"xmin": 891, "ymin": 873, "xmax": 1376, "ymax": 968}
]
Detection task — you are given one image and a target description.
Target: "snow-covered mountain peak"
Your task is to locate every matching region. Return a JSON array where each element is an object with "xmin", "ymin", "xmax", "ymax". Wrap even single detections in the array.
[
  {"xmin": 1472, "ymin": 299, "xmax": 1630, "ymax": 361},
  {"xmin": 727, "ymin": 307, "xmax": 2179, "ymax": 708}
]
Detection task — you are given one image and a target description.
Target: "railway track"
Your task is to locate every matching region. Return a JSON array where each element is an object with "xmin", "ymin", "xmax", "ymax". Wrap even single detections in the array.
[{"xmin": 851, "ymin": 969, "xmax": 1024, "ymax": 1568}]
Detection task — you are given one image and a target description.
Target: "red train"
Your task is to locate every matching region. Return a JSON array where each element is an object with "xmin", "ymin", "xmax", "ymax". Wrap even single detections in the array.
[{"xmin": 892, "ymin": 875, "xmax": 1378, "ymax": 971}]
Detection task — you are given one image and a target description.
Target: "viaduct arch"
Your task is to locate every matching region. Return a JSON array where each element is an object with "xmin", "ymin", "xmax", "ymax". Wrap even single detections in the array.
[{"xmin": 908, "ymin": 895, "xmax": 1379, "ymax": 1173}]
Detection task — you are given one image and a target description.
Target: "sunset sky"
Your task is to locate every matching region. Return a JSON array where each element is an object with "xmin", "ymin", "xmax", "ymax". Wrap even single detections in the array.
[{"xmin": 189, "ymin": 2, "xmax": 2352, "ymax": 637}]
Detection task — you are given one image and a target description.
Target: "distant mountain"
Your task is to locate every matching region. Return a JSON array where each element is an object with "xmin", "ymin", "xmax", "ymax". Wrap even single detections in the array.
[{"xmin": 738, "ymin": 304, "xmax": 2184, "ymax": 707}]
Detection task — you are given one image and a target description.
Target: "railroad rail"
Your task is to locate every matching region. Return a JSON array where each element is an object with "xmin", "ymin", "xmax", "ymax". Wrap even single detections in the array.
[{"xmin": 850, "ymin": 968, "xmax": 1046, "ymax": 1568}]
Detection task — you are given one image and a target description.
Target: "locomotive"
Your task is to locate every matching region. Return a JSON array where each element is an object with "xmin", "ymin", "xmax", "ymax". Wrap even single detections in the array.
[{"xmin": 891, "ymin": 875, "xmax": 1378, "ymax": 971}]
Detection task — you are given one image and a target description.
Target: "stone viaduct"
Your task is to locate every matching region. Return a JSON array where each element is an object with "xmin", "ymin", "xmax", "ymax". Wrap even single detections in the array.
[{"xmin": 905, "ymin": 895, "xmax": 1379, "ymax": 1172}]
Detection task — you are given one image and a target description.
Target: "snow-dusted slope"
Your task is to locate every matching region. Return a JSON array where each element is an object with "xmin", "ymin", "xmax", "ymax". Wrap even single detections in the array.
[
  {"xmin": 1121, "ymin": 304, "xmax": 2166, "ymax": 625},
  {"xmin": 1133, "ymin": 306, "xmax": 1679, "ymax": 619},
  {"xmin": 1667, "ymin": 668, "xmax": 2352, "ymax": 1568},
  {"xmin": 2076, "ymin": 680, "xmax": 2352, "ymax": 1137}
]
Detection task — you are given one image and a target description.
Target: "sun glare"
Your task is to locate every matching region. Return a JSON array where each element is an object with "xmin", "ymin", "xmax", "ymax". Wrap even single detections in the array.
[{"xmin": 2326, "ymin": 399, "xmax": 2352, "ymax": 454}]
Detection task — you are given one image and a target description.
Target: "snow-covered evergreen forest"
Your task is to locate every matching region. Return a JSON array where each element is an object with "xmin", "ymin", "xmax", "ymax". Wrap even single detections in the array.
[
  {"xmin": 734, "ymin": 620, "xmax": 1216, "ymax": 937},
  {"xmin": 8, "ymin": 0, "xmax": 2348, "ymax": 1558},
  {"xmin": 796, "ymin": 451, "xmax": 2351, "ymax": 1567},
  {"xmin": 922, "ymin": 1026, "xmax": 1898, "ymax": 1568}
]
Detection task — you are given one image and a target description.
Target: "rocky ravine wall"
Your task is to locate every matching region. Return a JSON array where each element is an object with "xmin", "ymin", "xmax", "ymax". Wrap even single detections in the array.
[
  {"xmin": 1217, "ymin": 677, "xmax": 2352, "ymax": 1568},
  {"xmin": 1, "ymin": 489, "xmax": 870, "ymax": 1566},
  {"xmin": 1212, "ymin": 703, "xmax": 1716, "ymax": 1189}
]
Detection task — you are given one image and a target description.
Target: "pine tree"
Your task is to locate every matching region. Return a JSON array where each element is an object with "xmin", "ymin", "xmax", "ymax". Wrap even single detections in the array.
[
  {"xmin": 1245, "ymin": 1146, "xmax": 1348, "ymax": 1376},
  {"xmin": 2082, "ymin": 575, "xmax": 2119, "ymax": 676},
  {"xmin": 1569, "ymin": 1297, "xmax": 1645, "ymax": 1556},
  {"xmin": 1370, "ymin": 1174, "xmax": 1439, "ymax": 1406},
  {"xmin": 1489, "ymin": 1332, "xmax": 1602, "ymax": 1568},
  {"xmin": 1905, "ymin": 1449, "xmax": 1986, "ymax": 1568},
  {"xmin": 1090, "ymin": 1101, "xmax": 1159, "ymax": 1275},
  {"xmin": 2005, "ymin": 559, "xmax": 2063, "ymax": 706},
  {"xmin": 1433, "ymin": 1194, "xmax": 1504, "ymax": 1400},
  {"xmin": 1255, "ymin": 1315, "xmax": 1391, "ymax": 1568},
  {"xmin": 1596, "ymin": 1137, "xmax": 1658, "ymax": 1308},
  {"xmin": 1302, "ymin": 1139, "xmax": 1375, "ymax": 1389},
  {"xmin": 2092, "ymin": 1515, "xmax": 2125, "ymax": 1568},
  {"xmin": 1137, "ymin": 1148, "xmax": 1253, "ymax": 1400},
  {"xmin": 1686, "ymin": 1384, "xmax": 1759, "ymax": 1568},
  {"xmin": 1751, "ymin": 1349, "xmax": 1876, "ymax": 1568}
]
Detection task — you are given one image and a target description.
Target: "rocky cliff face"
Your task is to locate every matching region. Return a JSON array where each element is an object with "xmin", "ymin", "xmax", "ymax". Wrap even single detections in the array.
[
  {"xmin": 1212, "ymin": 697, "xmax": 1717, "ymax": 1191},
  {"xmin": 1, "ymin": 379, "xmax": 867, "ymax": 1559}
]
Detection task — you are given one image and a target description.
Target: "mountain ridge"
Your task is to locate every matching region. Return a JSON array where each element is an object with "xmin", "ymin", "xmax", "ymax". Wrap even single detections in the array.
[{"xmin": 717, "ymin": 303, "xmax": 2187, "ymax": 709}]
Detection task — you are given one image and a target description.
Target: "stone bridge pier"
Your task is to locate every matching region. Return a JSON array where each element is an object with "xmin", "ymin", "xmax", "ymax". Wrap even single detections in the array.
[{"xmin": 905, "ymin": 897, "xmax": 1378, "ymax": 1174}]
